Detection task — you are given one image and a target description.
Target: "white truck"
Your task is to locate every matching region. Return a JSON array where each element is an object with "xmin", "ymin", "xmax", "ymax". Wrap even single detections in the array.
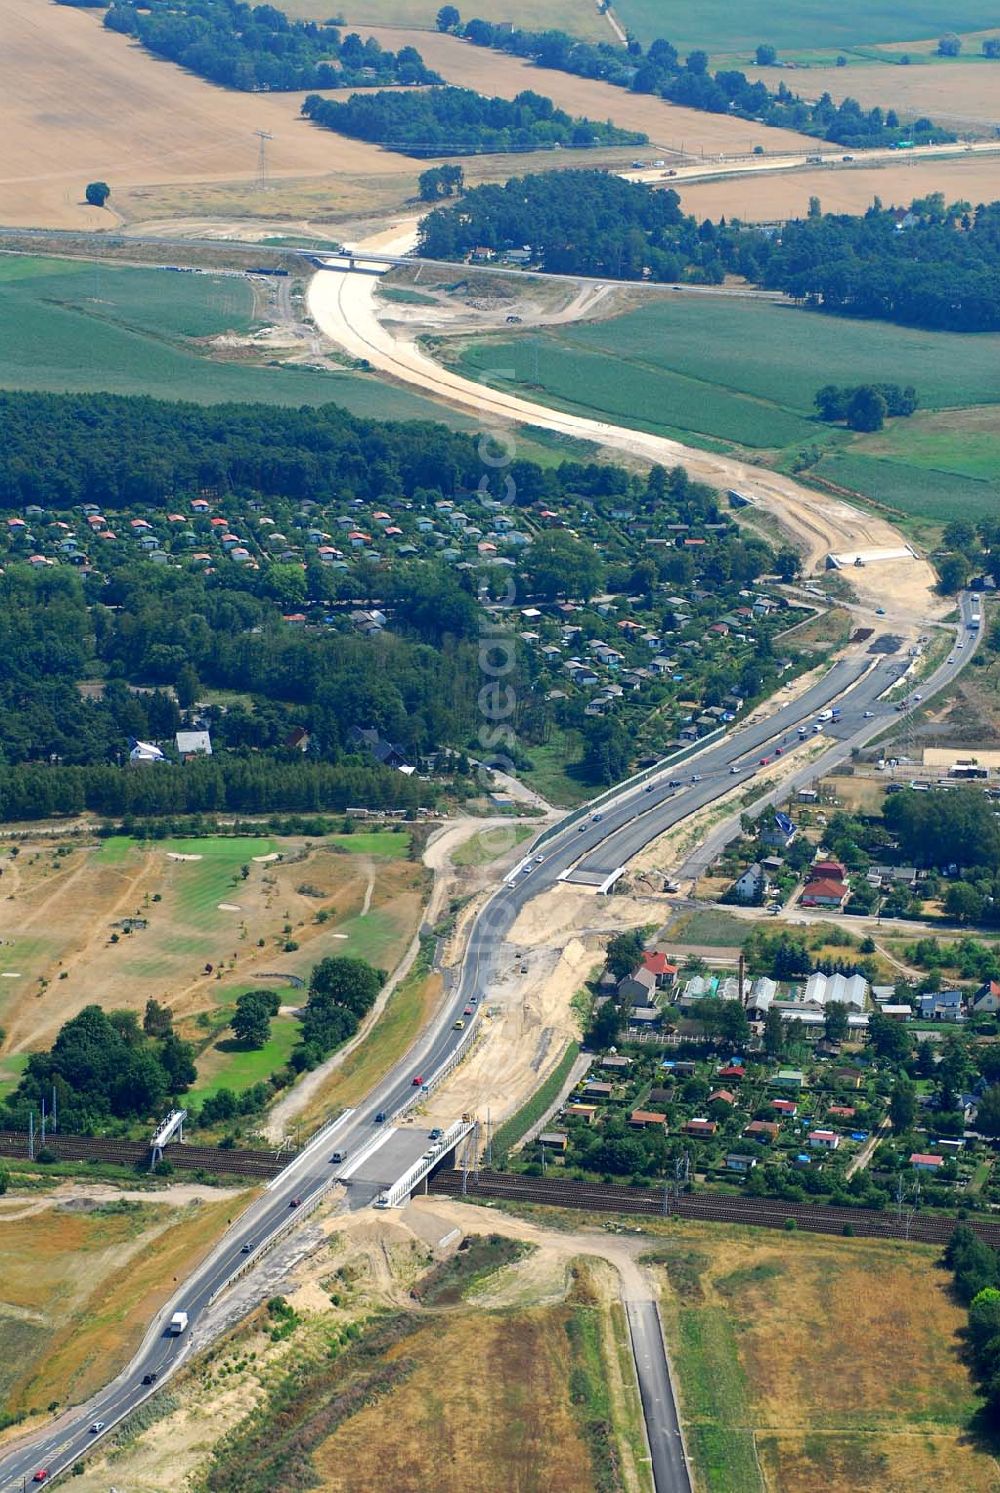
[{"xmin": 169, "ymin": 1311, "xmax": 189, "ymax": 1335}]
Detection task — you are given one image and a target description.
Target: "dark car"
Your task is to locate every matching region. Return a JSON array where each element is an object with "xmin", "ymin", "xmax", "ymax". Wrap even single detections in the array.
[
  {"xmin": 375, "ymin": 1110, "xmax": 387, "ymax": 1124},
  {"xmin": 289, "ymin": 1196, "xmax": 302, "ymax": 1208},
  {"xmin": 142, "ymin": 1372, "xmax": 158, "ymax": 1386}
]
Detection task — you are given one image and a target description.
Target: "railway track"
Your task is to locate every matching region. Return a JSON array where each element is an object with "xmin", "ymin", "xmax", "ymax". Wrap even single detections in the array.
[
  {"xmin": 428, "ymin": 1170, "xmax": 1000, "ymax": 1247},
  {"xmin": 0, "ymin": 1130, "xmax": 292, "ymax": 1179}
]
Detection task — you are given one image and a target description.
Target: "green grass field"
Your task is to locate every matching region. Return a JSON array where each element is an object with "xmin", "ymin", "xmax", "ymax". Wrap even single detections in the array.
[
  {"xmin": 612, "ymin": 0, "xmax": 1000, "ymax": 54},
  {"xmin": 0, "ymin": 1051, "xmax": 28, "ymax": 1102},
  {"xmin": 189, "ymin": 1011, "xmax": 301, "ymax": 1104},
  {"xmin": 454, "ymin": 298, "xmax": 1000, "ymax": 522},
  {"xmin": 0, "ymin": 256, "xmax": 476, "ymax": 426},
  {"xmin": 327, "ymin": 831, "xmax": 412, "ymax": 857},
  {"xmin": 332, "ymin": 904, "xmax": 416, "ymax": 969},
  {"xmin": 160, "ymin": 837, "xmax": 275, "ymax": 928}
]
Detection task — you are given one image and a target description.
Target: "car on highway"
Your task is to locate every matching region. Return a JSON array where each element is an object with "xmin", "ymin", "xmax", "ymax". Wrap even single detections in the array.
[
  {"xmin": 241, "ymin": 1242, "xmax": 253, "ymax": 1253},
  {"xmin": 534, "ymin": 855, "xmax": 544, "ymax": 864},
  {"xmin": 645, "ymin": 783, "xmax": 655, "ymax": 792},
  {"xmin": 577, "ymin": 822, "xmax": 587, "ymax": 832},
  {"xmin": 775, "ymin": 747, "xmax": 783, "ymax": 756},
  {"xmin": 668, "ymin": 779, "xmax": 682, "ymax": 788},
  {"xmin": 729, "ymin": 765, "xmax": 739, "ymax": 774},
  {"xmin": 759, "ymin": 756, "xmax": 770, "ymax": 766},
  {"xmin": 470, "ymin": 996, "xmax": 478, "ymax": 1004},
  {"xmin": 592, "ymin": 812, "xmax": 603, "ymax": 822},
  {"xmin": 453, "ymin": 1018, "xmax": 465, "ymax": 1029},
  {"xmin": 691, "ymin": 774, "xmax": 702, "ymax": 783},
  {"xmin": 522, "ymin": 864, "xmax": 533, "ymax": 875},
  {"xmin": 90, "ymin": 1422, "xmax": 105, "ymax": 1434},
  {"xmin": 913, "ymin": 693, "xmax": 923, "ymax": 702},
  {"xmin": 289, "ymin": 1197, "xmax": 302, "ymax": 1208},
  {"xmin": 142, "ymin": 1372, "xmax": 157, "ymax": 1385},
  {"xmin": 463, "ymin": 1004, "xmax": 473, "ymax": 1015},
  {"xmin": 864, "ymin": 710, "xmax": 874, "ymax": 718},
  {"xmin": 958, "ymin": 641, "xmax": 965, "ymax": 649},
  {"xmin": 32, "ymin": 1472, "xmax": 48, "ymax": 1484},
  {"xmin": 429, "ymin": 1128, "xmax": 443, "ymax": 1141},
  {"xmin": 948, "ymin": 656, "xmax": 955, "ymax": 664},
  {"xmin": 412, "ymin": 1074, "xmax": 424, "ymax": 1086},
  {"xmin": 375, "ymin": 1111, "xmax": 387, "ymax": 1123}
]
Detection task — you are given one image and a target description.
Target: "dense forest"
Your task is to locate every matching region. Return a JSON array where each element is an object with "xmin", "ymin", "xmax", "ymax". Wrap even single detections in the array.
[
  {"xmin": 419, "ymin": 170, "xmax": 731, "ymax": 281},
  {"xmin": 102, "ymin": 0, "xmax": 438, "ymax": 91},
  {"xmin": 760, "ymin": 197, "xmax": 1000, "ymax": 332},
  {"xmin": 300, "ymin": 87, "xmax": 646, "ymax": 157},
  {"xmin": 420, "ymin": 177, "xmax": 1000, "ymax": 329},
  {"xmin": 440, "ymin": 15, "xmax": 951, "ymax": 149}
]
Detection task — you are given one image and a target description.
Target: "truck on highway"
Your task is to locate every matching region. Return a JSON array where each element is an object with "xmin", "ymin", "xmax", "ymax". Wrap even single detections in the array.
[
  {"xmin": 169, "ymin": 1311, "xmax": 189, "ymax": 1335},
  {"xmin": 968, "ymin": 596, "xmax": 982, "ymax": 631},
  {"xmin": 815, "ymin": 709, "xmax": 834, "ymax": 723},
  {"xmin": 831, "ymin": 707, "xmax": 842, "ymax": 721}
]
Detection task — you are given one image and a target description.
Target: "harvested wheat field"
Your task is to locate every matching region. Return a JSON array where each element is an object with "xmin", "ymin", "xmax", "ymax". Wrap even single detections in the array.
[
  {"xmin": 647, "ymin": 1222, "xmax": 997, "ymax": 1493},
  {"xmin": 363, "ymin": 27, "xmax": 823, "ymax": 158},
  {"xmin": 745, "ymin": 58, "xmax": 1000, "ymax": 131},
  {"xmin": 679, "ymin": 153, "xmax": 1000, "ymax": 221},
  {"xmin": 0, "ymin": 0, "xmax": 409, "ymax": 228},
  {"xmin": 0, "ymin": 834, "xmax": 427, "ymax": 1055}
]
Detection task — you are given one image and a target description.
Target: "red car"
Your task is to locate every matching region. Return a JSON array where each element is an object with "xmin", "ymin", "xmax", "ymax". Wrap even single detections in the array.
[
  {"xmin": 759, "ymin": 756, "xmax": 770, "ymax": 766},
  {"xmin": 412, "ymin": 1074, "xmax": 424, "ymax": 1086},
  {"xmin": 33, "ymin": 1473, "xmax": 49, "ymax": 1484}
]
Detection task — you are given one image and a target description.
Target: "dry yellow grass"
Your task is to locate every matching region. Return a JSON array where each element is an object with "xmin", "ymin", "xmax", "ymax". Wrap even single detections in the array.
[
  {"xmin": 364, "ymin": 27, "xmax": 823, "ymax": 157},
  {"xmin": 312, "ymin": 1305, "xmax": 596, "ymax": 1493},
  {"xmin": 650, "ymin": 1222, "xmax": 996, "ymax": 1493},
  {"xmin": 0, "ymin": 1195, "xmax": 238, "ymax": 1417},
  {"xmin": 0, "ymin": 838, "xmax": 426, "ymax": 1055},
  {"xmin": 678, "ymin": 153, "xmax": 1000, "ymax": 221},
  {"xmin": 746, "ymin": 56, "xmax": 1000, "ymax": 130}
]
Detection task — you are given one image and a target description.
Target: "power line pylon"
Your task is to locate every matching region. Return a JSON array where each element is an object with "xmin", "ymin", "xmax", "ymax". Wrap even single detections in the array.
[{"xmin": 254, "ymin": 129, "xmax": 273, "ymax": 191}]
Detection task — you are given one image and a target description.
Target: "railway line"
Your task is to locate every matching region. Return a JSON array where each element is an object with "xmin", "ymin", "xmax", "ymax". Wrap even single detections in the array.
[
  {"xmin": 0, "ymin": 1130, "xmax": 291, "ymax": 1179},
  {"xmin": 428, "ymin": 1169, "xmax": 1000, "ymax": 1247}
]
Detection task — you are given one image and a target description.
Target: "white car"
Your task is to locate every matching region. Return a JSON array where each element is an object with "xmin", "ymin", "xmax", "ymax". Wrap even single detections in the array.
[
  {"xmin": 534, "ymin": 855, "xmax": 544, "ymax": 864},
  {"xmin": 913, "ymin": 693, "xmax": 923, "ymax": 702}
]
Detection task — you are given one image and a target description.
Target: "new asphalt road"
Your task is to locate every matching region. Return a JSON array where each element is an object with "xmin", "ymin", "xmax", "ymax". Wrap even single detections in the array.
[{"xmin": 0, "ymin": 594, "xmax": 979, "ymax": 1490}]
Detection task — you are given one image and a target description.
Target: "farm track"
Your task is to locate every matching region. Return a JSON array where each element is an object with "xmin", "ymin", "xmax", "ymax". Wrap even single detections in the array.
[
  {"xmin": 0, "ymin": 1129, "xmax": 291, "ymax": 1178},
  {"xmin": 428, "ymin": 1169, "xmax": 1000, "ymax": 1246}
]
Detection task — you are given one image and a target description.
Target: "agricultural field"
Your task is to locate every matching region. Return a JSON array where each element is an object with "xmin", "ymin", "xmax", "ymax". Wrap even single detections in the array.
[
  {"xmin": 0, "ymin": 0, "xmax": 401, "ymax": 229},
  {"xmin": 649, "ymin": 1222, "xmax": 995, "ymax": 1493},
  {"xmin": 677, "ymin": 154, "xmax": 1000, "ymax": 226},
  {"xmin": 0, "ymin": 256, "xmax": 477, "ymax": 424},
  {"xmin": 611, "ymin": 0, "xmax": 1000, "ymax": 55},
  {"xmin": 358, "ymin": 28, "xmax": 820, "ymax": 156},
  {"xmin": 744, "ymin": 53, "xmax": 1000, "ymax": 130},
  {"xmin": 0, "ymin": 1192, "xmax": 237, "ymax": 1420},
  {"xmin": 0, "ymin": 833, "xmax": 428, "ymax": 1071},
  {"xmin": 287, "ymin": 0, "xmax": 608, "ymax": 38},
  {"xmin": 450, "ymin": 295, "xmax": 1000, "ymax": 521}
]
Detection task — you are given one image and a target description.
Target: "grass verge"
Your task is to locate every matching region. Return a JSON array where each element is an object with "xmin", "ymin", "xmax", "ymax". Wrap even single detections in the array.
[{"xmin": 493, "ymin": 1041, "xmax": 581, "ymax": 1160}]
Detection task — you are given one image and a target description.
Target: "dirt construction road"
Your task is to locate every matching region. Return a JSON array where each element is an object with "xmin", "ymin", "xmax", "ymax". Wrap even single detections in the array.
[{"xmin": 307, "ymin": 227, "xmax": 940, "ymax": 625}]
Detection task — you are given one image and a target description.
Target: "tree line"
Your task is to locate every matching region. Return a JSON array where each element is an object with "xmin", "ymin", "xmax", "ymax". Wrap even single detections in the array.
[
  {"xmin": 760, "ymin": 196, "xmax": 1000, "ymax": 333},
  {"xmin": 432, "ymin": 11, "xmax": 951, "ymax": 150},
  {"xmin": 420, "ymin": 178, "xmax": 1000, "ymax": 332},
  {"xmin": 101, "ymin": 0, "xmax": 438, "ymax": 92},
  {"xmin": 301, "ymin": 86, "xmax": 646, "ymax": 157}
]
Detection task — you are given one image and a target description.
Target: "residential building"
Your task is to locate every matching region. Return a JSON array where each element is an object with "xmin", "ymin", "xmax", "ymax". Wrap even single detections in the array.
[
  {"xmin": 731, "ymin": 863, "xmax": 767, "ymax": 903},
  {"xmin": 800, "ymin": 876, "xmax": 849, "ymax": 909},
  {"xmin": 744, "ymin": 1120, "xmax": 779, "ymax": 1143},
  {"xmin": 973, "ymin": 980, "xmax": 1000, "ymax": 1015},
  {"xmin": 919, "ymin": 990, "xmax": 965, "ymax": 1022},
  {"xmin": 538, "ymin": 1132, "xmax": 568, "ymax": 1154},
  {"xmin": 617, "ymin": 967, "xmax": 659, "ymax": 1006},
  {"xmin": 176, "ymin": 729, "xmax": 212, "ymax": 758},
  {"xmin": 910, "ymin": 1152, "xmax": 944, "ymax": 1172},
  {"xmin": 684, "ymin": 1117, "xmax": 718, "ymax": 1137},
  {"xmin": 725, "ymin": 1154, "xmax": 758, "ymax": 1174},
  {"xmin": 808, "ymin": 1130, "xmax": 840, "ymax": 1150},
  {"xmin": 772, "ymin": 1069, "xmax": 804, "ymax": 1090},
  {"xmin": 629, "ymin": 1110, "xmax": 668, "ymax": 1130}
]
